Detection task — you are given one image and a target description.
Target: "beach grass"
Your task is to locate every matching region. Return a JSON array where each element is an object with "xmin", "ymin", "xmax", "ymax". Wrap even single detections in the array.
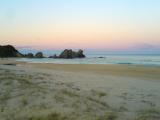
[
  {"xmin": 136, "ymin": 108, "xmax": 160, "ymax": 120},
  {"xmin": 0, "ymin": 62, "xmax": 160, "ymax": 120}
]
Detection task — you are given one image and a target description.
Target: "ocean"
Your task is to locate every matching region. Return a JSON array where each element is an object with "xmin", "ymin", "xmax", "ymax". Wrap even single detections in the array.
[{"xmin": 16, "ymin": 53, "xmax": 160, "ymax": 66}]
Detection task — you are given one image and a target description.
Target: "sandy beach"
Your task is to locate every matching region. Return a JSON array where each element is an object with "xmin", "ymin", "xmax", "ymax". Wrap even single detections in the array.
[{"xmin": 0, "ymin": 58, "xmax": 160, "ymax": 120}]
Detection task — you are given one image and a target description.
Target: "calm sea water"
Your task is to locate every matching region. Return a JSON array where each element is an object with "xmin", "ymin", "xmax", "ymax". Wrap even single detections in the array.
[{"xmin": 16, "ymin": 54, "xmax": 160, "ymax": 66}]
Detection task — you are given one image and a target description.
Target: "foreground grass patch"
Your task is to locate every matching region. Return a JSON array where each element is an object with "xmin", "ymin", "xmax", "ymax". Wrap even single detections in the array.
[
  {"xmin": 91, "ymin": 89, "xmax": 107, "ymax": 98},
  {"xmin": 96, "ymin": 111, "xmax": 118, "ymax": 120},
  {"xmin": 136, "ymin": 108, "xmax": 160, "ymax": 120},
  {"xmin": 28, "ymin": 112, "xmax": 69, "ymax": 120},
  {"xmin": 61, "ymin": 89, "xmax": 79, "ymax": 97},
  {"xmin": 87, "ymin": 96, "xmax": 109, "ymax": 108}
]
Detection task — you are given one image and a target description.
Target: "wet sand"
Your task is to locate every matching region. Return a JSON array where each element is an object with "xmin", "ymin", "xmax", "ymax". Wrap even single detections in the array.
[
  {"xmin": 26, "ymin": 63, "xmax": 160, "ymax": 80},
  {"xmin": 0, "ymin": 58, "xmax": 160, "ymax": 120}
]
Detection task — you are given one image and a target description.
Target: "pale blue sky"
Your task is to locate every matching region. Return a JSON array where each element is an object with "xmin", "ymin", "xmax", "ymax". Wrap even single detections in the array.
[{"xmin": 1, "ymin": 0, "xmax": 160, "ymax": 24}]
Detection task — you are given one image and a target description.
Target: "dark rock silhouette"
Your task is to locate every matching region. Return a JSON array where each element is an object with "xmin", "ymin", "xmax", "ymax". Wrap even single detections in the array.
[
  {"xmin": 59, "ymin": 49, "xmax": 72, "ymax": 58},
  {"xmin": 98, "ymin": 57, "xmax": 105, "ymax": 58},
  {"xmin": 49, "ymin": 54, "xmax": 58, "ymax": 58},
  {"xmin": 35, "ymin": 52, "xmax": 44, "ymax": 58},
  {"xmin": 76, "ymin": 49, "xmax": 85, "ymax": 58},
  {"xmin": 59, "ymin": 49, "xmax": 85, "ymax": 59},
  {"xmin": 0, "ymin": 45, "xmax": 23, "ymax": 57},
  {"xmin": 24, "ymin": 53, "xmax": 34, "ymax": 58},
  {"xmin": 0, "ymin": 45, "xmax": 85, "ymax": 59}
]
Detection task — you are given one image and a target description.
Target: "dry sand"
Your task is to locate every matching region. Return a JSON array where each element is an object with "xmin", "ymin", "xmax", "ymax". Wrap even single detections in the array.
[{"xmin": 0, "ymin": 58, "xmax": 160, "ymax": 120}]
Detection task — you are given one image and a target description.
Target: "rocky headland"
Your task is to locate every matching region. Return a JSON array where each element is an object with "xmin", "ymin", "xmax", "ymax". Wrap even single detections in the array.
[
  {"xmin": 0, "ymin": 45, "xmax": 23, "ymax": 57},
  {"xmin": 0, "ymin": 45, "xmax": 85, "ymax": 59}
]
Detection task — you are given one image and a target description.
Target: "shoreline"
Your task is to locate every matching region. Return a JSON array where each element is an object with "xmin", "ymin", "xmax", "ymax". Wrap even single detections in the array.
[{"xmin": 0, "ymin": 58, "xmax": 160, "ymax": 80}]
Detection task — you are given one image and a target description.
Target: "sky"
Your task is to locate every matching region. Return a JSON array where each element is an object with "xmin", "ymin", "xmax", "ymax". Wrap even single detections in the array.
[{"xmin": 0, "ymin": 0, "xmax": 160, "ymax": 53}]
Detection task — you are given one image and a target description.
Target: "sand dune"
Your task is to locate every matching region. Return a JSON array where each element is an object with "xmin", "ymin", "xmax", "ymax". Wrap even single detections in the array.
[{"xmin": 0, "ymin": 59, "xmax": 160, "ymax": 120}]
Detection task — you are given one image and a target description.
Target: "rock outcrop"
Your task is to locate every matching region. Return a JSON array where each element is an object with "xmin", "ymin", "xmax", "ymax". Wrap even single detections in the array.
[
  {"xmin": 0, "ymin": 45, "xmax": 23, "ymax": 57},
  {"xmin": 76, "ymin": 49, "xmax": 85, "ymax": 58},
  {"xmin": 35, "ymin": 52, "xmax": 44, "ymax": 58},
  {"xmin": 49, "ymin": 54, "xmax": 58, "ymax": 58},
  {"xmin": 59, "ymin": 49, "xmax": 85, "ymax": 59},
  {"xmin": 24, "ymin": 53, "xmax": 34, "ymax": 58},
  {"xmin": 0, "ymin": 45, "xmax": 85, "ymax": 59},
  {"xmin": 59, "ymin": 49, "xmax": 72, "ymax": 58}
]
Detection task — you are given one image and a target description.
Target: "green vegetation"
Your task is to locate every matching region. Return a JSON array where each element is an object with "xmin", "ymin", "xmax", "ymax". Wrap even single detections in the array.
[
  {"xmin": 54, "ymin": 94, "xmax": 65, "ymax": 103},
  {"xmin": 28, "ymin": 112, "xmax": 69, "ymax": 120},
  {"xmin": 21, "ymin": 96, "xmax": 28, "ymax": 106},
  {"xmin": 96, "ymin": 112, "xmax": 117, "ymax": 120},
  {"xmin": 136, "ymin": 108, "xmax": 160, "ymax": 120},
  {"xmin": 87, "ymin": 96, "xmax": 109, "ymax": 108},
  {"xmin": 91, "ymin": 89, "xmax": 107, "ymax": 98},
  {"xmin": 61, "ymin": 89, "xmax": 79, "ymax": 97}
]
